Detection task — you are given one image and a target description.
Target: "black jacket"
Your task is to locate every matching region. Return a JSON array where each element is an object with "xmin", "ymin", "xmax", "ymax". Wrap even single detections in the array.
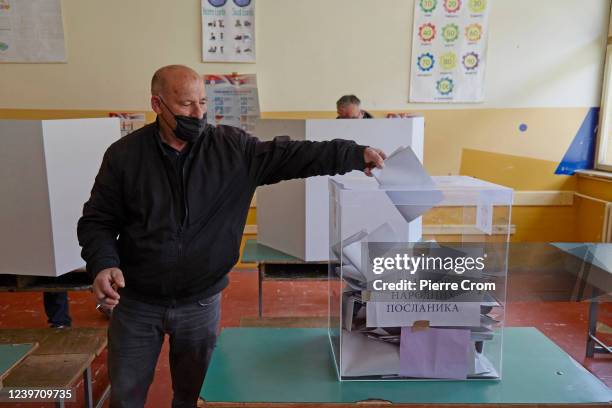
[{"xmin": 77, "ymin": 121, "xmax": 367, "ymax": 306}]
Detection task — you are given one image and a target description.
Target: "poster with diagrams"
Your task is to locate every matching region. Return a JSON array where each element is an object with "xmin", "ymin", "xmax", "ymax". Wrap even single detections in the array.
[
  {"xmin": 204, "ymin": 74, "xmax": 260, "ymax": 133},
  {"xmin": 0, "ymin": 0, "xmax": 66, "ymax": 62},
  {"xmin": 108, "ymin": 112, "xmax": 147, "ymax": 138},
  {"xmin": 201, "ymin": 0, "xmax": 255, "ymax": 63},
  {"xmin": 409, "ymin": 0, "xmax": 490, "ymax": 103}
]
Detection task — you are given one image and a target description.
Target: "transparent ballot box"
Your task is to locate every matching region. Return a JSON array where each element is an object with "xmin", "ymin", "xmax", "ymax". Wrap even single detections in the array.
[{"xmin": 328, "ymin": 176, "xmax": 513, "ymax": 381}]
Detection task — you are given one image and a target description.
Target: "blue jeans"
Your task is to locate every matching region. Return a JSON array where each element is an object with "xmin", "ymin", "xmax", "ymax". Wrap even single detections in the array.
[{"xmin": 107, "ymin": 293, "xmax": 221, "ymax": 408}]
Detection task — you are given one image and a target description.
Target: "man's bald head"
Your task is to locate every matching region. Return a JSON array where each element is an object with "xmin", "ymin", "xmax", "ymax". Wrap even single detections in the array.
[
  {"xmin": 150, "ymin": 65, "xmax": 208, "ymax": 139},
  {"xmin": 151, "ymin": 65, "xmax": 202, "ymax": 97}
]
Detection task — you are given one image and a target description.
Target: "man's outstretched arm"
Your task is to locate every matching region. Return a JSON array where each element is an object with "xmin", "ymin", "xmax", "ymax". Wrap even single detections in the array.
[{"xmin": 244, "ymin": 135, "xmax": 385, "ymax": 186}]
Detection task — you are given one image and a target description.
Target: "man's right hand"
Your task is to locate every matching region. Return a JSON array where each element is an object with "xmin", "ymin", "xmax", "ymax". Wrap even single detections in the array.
[{"xmin": 93, "ymin": 267, "xmax": 125, "ymax": 309}]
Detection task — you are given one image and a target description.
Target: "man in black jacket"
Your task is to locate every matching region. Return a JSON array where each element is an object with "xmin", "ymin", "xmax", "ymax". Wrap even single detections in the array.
[{"xmin": 77, "ymin": 65, "xmax": 385, "ymax": 408}]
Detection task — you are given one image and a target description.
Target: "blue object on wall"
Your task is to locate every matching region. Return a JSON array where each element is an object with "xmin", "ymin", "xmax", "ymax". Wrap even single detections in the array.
[{"xmin": 555, "ymin": 107, "xmax": 599, "ymax": 175}]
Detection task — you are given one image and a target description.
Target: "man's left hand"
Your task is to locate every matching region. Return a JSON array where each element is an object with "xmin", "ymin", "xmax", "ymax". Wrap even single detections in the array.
[{"xmin": 363, "ymin": 147, "xmax": 386, "ymax": 177}]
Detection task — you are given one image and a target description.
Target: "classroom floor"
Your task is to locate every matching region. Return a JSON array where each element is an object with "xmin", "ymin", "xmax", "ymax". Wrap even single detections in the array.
[{"xmin": 0, "ymin": 269, "xmax": 610, "ymax": 407}]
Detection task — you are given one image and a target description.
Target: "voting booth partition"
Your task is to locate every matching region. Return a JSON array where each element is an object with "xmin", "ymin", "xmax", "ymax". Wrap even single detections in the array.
[
  {"xmin": 0, "ymin": 119, "xmax": 121, "ymax": 277},
  {"xmin": 328, "ymin": 175, "xmax": 513, "ymax": 381},
  {"xmin": 255, "ymin": 118, "xmax": 425, "ymax": 262}
]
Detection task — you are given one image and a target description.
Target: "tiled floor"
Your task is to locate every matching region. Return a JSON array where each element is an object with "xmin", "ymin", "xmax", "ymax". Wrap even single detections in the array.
[{"xmin": 0, "ymin": 269, "xmax": 610, "ymax": 407}]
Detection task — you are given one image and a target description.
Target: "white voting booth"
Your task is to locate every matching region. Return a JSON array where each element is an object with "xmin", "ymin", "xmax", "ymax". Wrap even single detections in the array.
[
  {"xmin": 0, "ymin": 119, "xmax": 121, "ymax": 277},
  {"xmin": 255, "ymin": 118, "xmax": 425, "ymax": 261}
]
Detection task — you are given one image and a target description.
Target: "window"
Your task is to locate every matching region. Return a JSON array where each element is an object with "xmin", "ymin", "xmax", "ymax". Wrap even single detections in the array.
[{"xmin": 595, "ymin": 42, "xmax": 612, "ymax": 171}]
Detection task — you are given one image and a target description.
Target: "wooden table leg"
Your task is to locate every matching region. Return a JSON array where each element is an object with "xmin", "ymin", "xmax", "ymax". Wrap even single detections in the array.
[
  {"xmin": 83, "ymin": 365, "xmax": 93, "ymax": 408},
  {"xmin": 258, "ymin": 263, "xmax": 264, "ymax": 319},
  {"xmin": 95, "ymin": 384, "xmax": 111, "ymax": 408}
]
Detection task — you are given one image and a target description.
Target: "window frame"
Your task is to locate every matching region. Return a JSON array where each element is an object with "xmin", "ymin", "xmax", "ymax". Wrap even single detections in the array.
[
  {"xmin": 595, "ymin": 7, "xmax": 612, "ymax": 172},
  {"xmin": 595, "ymin": 42, "xmax": 612, "ymax": 171}
]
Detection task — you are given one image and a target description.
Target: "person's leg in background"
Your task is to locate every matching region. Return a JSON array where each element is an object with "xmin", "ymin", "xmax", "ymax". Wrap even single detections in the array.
[
  {"xmin": 43, "ymin": 291, "xmax": 72, "ymax": 328},
  {"xmin": 168, "ymin": 293, "xmax": 221, "ymax": 408}
]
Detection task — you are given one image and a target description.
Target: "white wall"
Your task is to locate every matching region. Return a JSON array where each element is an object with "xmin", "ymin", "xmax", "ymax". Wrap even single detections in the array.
[{"xmin": 0, "ymin": 0, "xmax": 607, "ymax": 111}]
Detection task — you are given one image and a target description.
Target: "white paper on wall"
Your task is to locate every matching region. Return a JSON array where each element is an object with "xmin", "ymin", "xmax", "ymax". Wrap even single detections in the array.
[
  {"xmin": 108, "ymin": 113, "xmax": 146, "ymax": 138},
  {"xmin": 204, "ymin": 74, "xmax": 260, "ymax": 133},
  {"xmin": 201, "ymin": 0, "xmax": 255, "ymax": 63},
  {"xmin": 0, "ymin": 0, "xmax": 66, "ymax": 62},
  {"xmin": 409, "ymin": 0, "xmax": 491, "ymax": 102}
]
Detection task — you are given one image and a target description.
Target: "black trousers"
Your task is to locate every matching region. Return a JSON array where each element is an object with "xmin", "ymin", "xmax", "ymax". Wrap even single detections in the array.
[
  {"xmin": 43, "ymin": 292, "xmax": 72, "ymax": 327},
  {"xmin": 107, "ymin": 293, "xmax": 221, "ymax": 408}
]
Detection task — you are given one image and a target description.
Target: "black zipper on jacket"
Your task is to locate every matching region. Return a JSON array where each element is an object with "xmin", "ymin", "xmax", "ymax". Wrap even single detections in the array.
[
  {"xmin": 173, "ymin": 142, "xmax": 197, "ymax": 306},
  {"xmin": 177, "ymin": 148, "xmax": 193, "ymax": 258},
  {"xmin": 174, "ymin": 156, "xmax": 190, "ymax": 305},
  {"xmin": 156, "ymin": 128, "xmax": 194, "ymax": 306}
]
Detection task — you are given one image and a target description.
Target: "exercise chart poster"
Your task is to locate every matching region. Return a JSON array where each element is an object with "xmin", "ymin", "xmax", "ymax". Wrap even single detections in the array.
[{"xmin": 202, "ymin": 0, "xmax": 255, "ymax": 63}]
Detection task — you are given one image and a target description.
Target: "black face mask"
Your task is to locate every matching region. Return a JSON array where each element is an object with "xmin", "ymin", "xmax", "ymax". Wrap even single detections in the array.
[{"xmin": 158, "ymin": 98, "xmax": 207, "ymax": 143}]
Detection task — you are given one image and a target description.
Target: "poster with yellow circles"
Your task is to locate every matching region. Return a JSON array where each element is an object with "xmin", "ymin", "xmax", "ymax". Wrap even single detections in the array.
[{"xmin": 409, "ymin": 0, "xmax": 490, "ymax": 102}]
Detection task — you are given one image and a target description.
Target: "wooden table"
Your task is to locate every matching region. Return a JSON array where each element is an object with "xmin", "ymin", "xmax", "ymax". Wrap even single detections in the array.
[
  {"xmin": 0, "ymin": 343, "xmax": 38, "ymax": 388},
  {"xmin": 243, "ymin": 239, "xmax": 612, "ymax": 358},
  {"xmin": 241, "ymin": 239, "xmax": 328, "ymax": 318},
  {"xmin": 200, "ymin": 327, "xmax": 612, "ymax": 407},
  {"xmin": 552, "ymin": 243, "xmax": 612, "ymax": 357},
  {"xmin": 0, "ymin": 268, "xmax": 92, "ymax": 293},
  {"xmin": 0, "ymin": 327, "xmax": 108, "ymax": 408}
]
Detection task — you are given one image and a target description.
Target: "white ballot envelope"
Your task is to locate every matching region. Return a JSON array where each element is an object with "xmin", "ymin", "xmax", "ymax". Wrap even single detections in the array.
[
  {"xmin": 372, "ymin": 146, "xmax": 443, "ymax": 223},
  {"xmin": 372, "ymin": 146, "xmax": 435, "ymax": 188}
]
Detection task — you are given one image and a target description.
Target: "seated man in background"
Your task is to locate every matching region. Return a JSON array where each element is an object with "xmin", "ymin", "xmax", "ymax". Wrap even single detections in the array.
[{"xmin": 336, "ymin": 94, "xmax": 373, "ymax": 119}]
